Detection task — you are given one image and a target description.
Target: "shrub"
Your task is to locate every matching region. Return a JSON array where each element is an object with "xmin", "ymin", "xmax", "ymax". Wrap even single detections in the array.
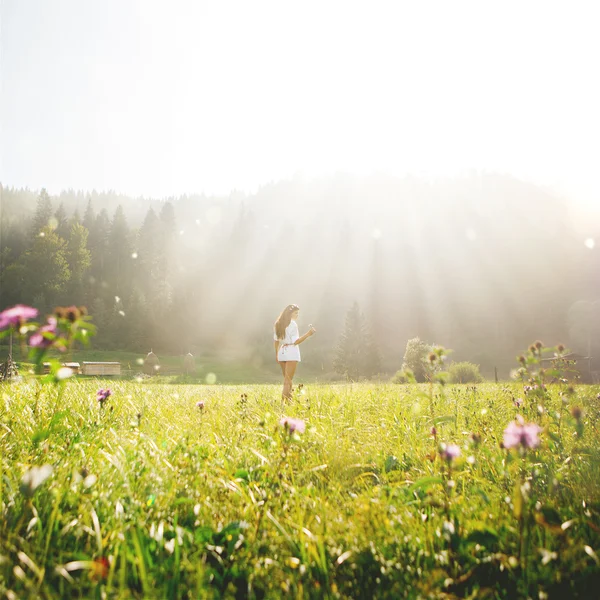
[
  {"xmin": 391, "ymin": 369, "xmax": 410, "ymax": 384},
  {"xmin": 401, "ymin": 337, "xmax": 432, "ymax": 382},
  {"xmin": 448, "ymin": 361, "xmax": 483, "ymax": 384}
]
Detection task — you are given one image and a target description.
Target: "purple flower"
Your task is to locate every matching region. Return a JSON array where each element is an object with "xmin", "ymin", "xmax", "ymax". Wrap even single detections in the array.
[
  {"xmin": 96, "ymin": 388, "xmax": 112, "ymax": 406},
  {"xmin": 440, "ymin": 443, "xmax": 461, "ymax": 462},
  {"xmin": 514, "ymin": 398, "xmax": 523, "ymax": 408},
  {"xmin": 0, "ymin": 304, "xmax": 38, "ymax": 330},
  {"xmin": 571, "ymin": 406, "xmax": 583, "ymax": 421},
  {"xmin": 196, "ymin": 400, "xmax": 205, "ymax": 410},
  {"xmin": 503, "ymin": 418, "xmax": 541, "ymax": 450},
  {"xmin": 29, "ymin": 317, "xmax": 58, "ymax": 348},
  {"xmin": 279, "ymin": 417, "xmax": 306, "ymax": 434}
]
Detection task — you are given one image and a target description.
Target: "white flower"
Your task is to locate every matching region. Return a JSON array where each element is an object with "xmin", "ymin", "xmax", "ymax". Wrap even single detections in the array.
[
  {"xmin": 20, "ymin": 465, "xmax": 53, "ymax": 497},
  {"xmin": 56, "ymin": 367, "xmax": 74, "ymax": 380}
]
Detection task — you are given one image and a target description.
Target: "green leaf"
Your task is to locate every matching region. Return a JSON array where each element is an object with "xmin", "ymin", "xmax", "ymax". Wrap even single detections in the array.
[
  {"xmin": 513, "ymin": 481, "xmax": 523, "ymax": 519},
  {"xmin": 234, "ymin": 469, "xmax": 249, "ymax": 481},
  {"xmin": 428, "ymin": 415, "xmax": 456, "ymax": 427},
  {"xmin": 409, "ymin": 476, "xmax": 443, "ymax": 492},
  {"xmin": 32, "ymin": 428, "xmax": 50, "ymax": 445},
  {"xmin": 465, "ymin": 528, "xmax": 499, "ymax": 549}
]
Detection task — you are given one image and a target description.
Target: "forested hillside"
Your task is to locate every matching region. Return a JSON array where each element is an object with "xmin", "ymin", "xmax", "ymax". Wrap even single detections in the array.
[{"xmin": 1, "ymin": 173, "xmax": 598, "ymax": 377}]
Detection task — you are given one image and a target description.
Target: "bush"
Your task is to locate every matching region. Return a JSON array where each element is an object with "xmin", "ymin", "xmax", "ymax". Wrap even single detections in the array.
[
  {"xmin": 391, "ymin": 370, "xmax": 409, "ymax": 384},
  {"xmin": 447, "ymin": 361, "xmax": 483, "ymax": 384},
  {"xmin": 401, "ymin": 337, "xmax": 432, "ymax": 382}
]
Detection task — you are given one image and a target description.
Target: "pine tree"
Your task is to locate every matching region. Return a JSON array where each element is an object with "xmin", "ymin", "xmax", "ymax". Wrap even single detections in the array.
[
  {"xmin": 137, "ymin": 207, "xmax": 160, "ymax": 287},
  {"xmin": 30, "ymin": 189, "xmax": 53, "ymax": 239},
  {"xmin": 108, "ymin": 205, "xmax": 133, "ymax": 295},
  {"xmin": 333, "ymin": 302, "xmax": 381, "ymax": 380},
  {"xmin": 54, "ymin": 202, "xmax": 69, "ymax": 238},
  {"xmin": 21, "ymin": 226, "xmax": 71, "ymax": 305},
  {"xmin": 158, "ymin": 201, "xmax": 177, "ymax": 282},
  {"xmin": 89, "ymin": 209, "xmax": 110, "ymax": 283},
  {"xmin": 82, "ymin": 198, "xmax": 95, "ymax": 232},
  {"xmin": 66, "ymin": 222, "xmax": 92, "ymax": 299},
  {"xmin": 70, "ymin": 209, "xmax": 81, "ymax": 227}
]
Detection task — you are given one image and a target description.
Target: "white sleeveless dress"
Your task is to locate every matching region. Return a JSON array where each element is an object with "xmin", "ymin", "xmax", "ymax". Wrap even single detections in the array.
[{"xmin": 274, "ymin": 320, "xmax": 301, "ymax": 362}]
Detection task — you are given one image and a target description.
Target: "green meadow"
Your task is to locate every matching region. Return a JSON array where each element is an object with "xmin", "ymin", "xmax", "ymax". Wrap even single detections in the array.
[{"xmin": 1, "ymin": 380, "xmax": 600, "ymax": 599}]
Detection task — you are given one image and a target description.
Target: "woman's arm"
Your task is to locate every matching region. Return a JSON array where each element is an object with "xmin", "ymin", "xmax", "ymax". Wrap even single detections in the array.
[
  {"xmin": 274, "ymin": 339, "xmax": 280, "ymax": 359},
  {"xmin": 292, "ymin": 326, "xmax": 316, "ymax": 346}
]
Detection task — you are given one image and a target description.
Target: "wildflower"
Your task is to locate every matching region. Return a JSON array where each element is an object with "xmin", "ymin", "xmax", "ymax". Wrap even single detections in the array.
[
  {"xmin": 469, "ymin": 432, "xmax": 482, "ymax": 446},
  {"xmin": 29, "ymin": 317, "xmax": 58, "ymax": 348},
  {"xmin": 428, "ymin": 352, "xmax": 437, "ymax": 363},
  {"xmin": 20, "ymin": 464, "xmax": 53, "ymax": 497},
  {"xmin": 503, "ymin": 418, "xmax": 541, "ymax": 450},
  {"xmin": 96, "ymin": 388, "xmax": 112, "ymax": 406},
  {"xmin": 514, "ymin": 398, "xmax": 523, "ymax": 408},
  {"xmin": 557, "ymin": 344, "xmax": 565, "ymax": 354},
  {"xmin": 91, "ymin": 557, "xmax": 110, "ymax": 581},
  {"xmin": 0, "ymin": 304, "xmax": 38, "ymax": 330},
  {"xmin": 535, "ymin": 340, "xmax": 543, "ymax": 350},
  {"xmin": 56, "ymin": 367, "xmax": 74, "ymax": 380},
  {"xmin": 518, "ymin": 355, "xmax": 526, "ymax": 364},
  {"xmin": 196, "ymin": 400, "xmax": 205, "ymax": 410},
  {"xmin": 571, "ymin": 406, "xmax": 583, "ymax": 421},
  {"xmin": 430, "ymin": 426, "xmax": 437, "ymax": 437},
  {"xmin": 440, "ymin": 443, "xmax": 461, "ymax": 462},
  {"xmin": 280, "ymin": 417, "xmax": 306, "ymax": 434},
  {"xmin": 65, "ymin": 305, "xmax": 81, "ymax": 322},
  {"xmin": 54, "ymin": 306, "xmax": 67, "ymax": 319}
]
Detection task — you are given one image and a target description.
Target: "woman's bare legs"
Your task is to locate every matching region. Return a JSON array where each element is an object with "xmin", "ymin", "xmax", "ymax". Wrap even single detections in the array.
[
  {"xmin": 282, "ymin": 361, "xmax": 298, "ymax": 400},
  {"xmin": 279, "ymin": 361, "xmax": 294, "ymax": 395}
]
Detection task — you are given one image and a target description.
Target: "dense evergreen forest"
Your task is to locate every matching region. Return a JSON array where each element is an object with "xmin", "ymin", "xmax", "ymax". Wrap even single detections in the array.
[{"xmin": 1, "ymin": 173, "xmax": 598, "ymax": 377}]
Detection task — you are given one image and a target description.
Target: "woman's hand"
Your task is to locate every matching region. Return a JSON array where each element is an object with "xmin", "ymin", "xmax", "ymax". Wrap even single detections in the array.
[{"xmin": 308, "ymin": 324, "xmax": 316, "ymax": 336}]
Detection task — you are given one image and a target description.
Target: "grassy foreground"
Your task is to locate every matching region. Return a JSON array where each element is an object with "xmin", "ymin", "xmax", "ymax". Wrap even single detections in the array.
[{"xmin": 1, "ymin": 380, "xmax": 600, "ymax": 599}]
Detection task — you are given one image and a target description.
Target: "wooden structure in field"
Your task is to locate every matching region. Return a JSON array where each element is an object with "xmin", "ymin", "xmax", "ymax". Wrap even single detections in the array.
[
  {"xmin": 183, "ymin": 352, "xmax": 195, "ymax": 375},
  {"xmin": 0, "ymin": 333, "xmax": 18, "ymax": 382},
  {"xmin": 539, "ymin": 353, "xmax": 593, "ymax": 384},
  {"xmin": 144, "ymin": 351, "xmax": 160, "ymax": 375},
  {"xmin": 82, "ymin": 361, "xmax": 121, "ymax": 376},
  {"xmin": 42, "ymin": 362, "xmax": 84, "ymax": 375}
]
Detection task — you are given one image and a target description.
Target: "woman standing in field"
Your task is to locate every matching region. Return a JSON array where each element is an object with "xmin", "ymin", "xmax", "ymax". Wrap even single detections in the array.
[{"xmin": 274, "ymin": 304, "xmax": 316, "ymax": 400}]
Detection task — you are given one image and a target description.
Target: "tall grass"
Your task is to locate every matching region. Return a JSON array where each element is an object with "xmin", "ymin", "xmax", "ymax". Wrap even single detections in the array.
[{"xmin": 1, "ymin": 379, "xmax": 600, "ymax": 598}]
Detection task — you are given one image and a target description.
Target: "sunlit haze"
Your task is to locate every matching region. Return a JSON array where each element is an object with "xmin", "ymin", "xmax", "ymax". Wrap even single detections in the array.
[{"xmin": 1, "ymin": 0, "xmax": 599, "ymax": 213}]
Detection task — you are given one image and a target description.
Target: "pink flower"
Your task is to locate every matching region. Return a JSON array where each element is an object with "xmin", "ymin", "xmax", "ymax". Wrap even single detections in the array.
[
  {"xmin": 430, "ymin": 426, "xmax": 438, "ymax": 437},
  {"xmin": 196, "ymin": 400, "xmax": 205, "ymax": 410},
  {"xmin": 0, "ymin": 304, "xmax": 38, "ymax": 330},
  {"xmin": 503, "ymin": 418, "xmax": 541, "ymax": 450},
  {"xmin": 514, "ymin": 398, "xmax": 523, "ymax": 408},
  {"xmin": 279, "ymin": 417, "xmax": 306, "ymax": 434},
  {"xmin": 29, "ymin": 317, "xmax": 58, "ymax": 348},
  {"xmin": 96, "ymin": 388, "xmax": 112, "ymax": 406},
  {"xmin": 440, "ymin": 443, "xmax": 461, "ymax": 462}
]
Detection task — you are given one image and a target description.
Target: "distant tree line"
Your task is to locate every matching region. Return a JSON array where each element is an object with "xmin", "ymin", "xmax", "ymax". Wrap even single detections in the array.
[{"xmin": 1, "ymin": 173, "xmax": 599, "ymax": 378}]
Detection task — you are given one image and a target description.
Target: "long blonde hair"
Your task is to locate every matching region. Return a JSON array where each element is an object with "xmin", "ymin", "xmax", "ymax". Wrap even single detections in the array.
[{"xmin": 274, "ymin": 304, "xmax": 299, "ymax": 340}]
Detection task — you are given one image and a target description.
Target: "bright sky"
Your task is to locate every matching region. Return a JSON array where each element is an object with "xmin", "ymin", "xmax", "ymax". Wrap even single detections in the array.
[{"xmin": 1, "ymin": 0, "xmax": 599, "ymax": 210}]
